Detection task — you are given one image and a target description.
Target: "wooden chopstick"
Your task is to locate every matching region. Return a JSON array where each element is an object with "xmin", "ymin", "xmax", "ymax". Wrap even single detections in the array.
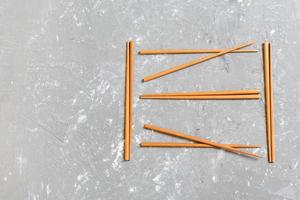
[
  {"xmin": 144, "ymin": 124, "xmax": 262, "ymax": 158},
  {"xmin": 128, "ymin": 41, "xmax": 135, "ymax": 160},
  {"xmin": 141, "ymin": 89, "xmax": 260, "ymax": 97},
  {"xmin": 140, "ymin": 94, "xmax": 261, "ymax": 100},
  {"xmin": 124, "ymin": 42, "xmax": 130, "ymax": 161},
  {"xmin": 269, "ymin": 43, "xmax": 275, "ymax": 162},
  {"xmin": 140, "ymin": 142, "xmax": 261, "ymax": 148},
  {"xmin": 263, "ymin": 42, "xmax": 273, "ymax": 163},
  {"xmin": 143, "ymin": 41, "xmax": 256, "ymax": 82},
  {"xmin": 139, "ymin": 49, "xmax": 258, "ymax": 55}
]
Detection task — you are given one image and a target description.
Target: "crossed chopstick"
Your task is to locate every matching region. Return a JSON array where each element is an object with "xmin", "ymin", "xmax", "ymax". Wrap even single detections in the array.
[
  {"xmin": 142, "ymin": 124, "xmax": 261, "ymax": 159},
  {"xmin": 142, "ymin": 41, "xmax": 255, "ymax": 82}
]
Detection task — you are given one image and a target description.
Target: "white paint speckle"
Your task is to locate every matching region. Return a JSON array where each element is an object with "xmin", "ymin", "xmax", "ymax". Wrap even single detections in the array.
[
  {"xmin": 129, "ymin": 186, "xmax": 137, "ymax": 193},
  {"xmin": 46, "ymin": 184, "xmax": 51, "ymax": 196},
  {"xmin": 155, "ymin": 185, "xmax": 161, "ymax": 192},
  {"xmin": 111, "ymin": 141, "xmax": 123, "ymax": 170},
  {"xmin": 72, "ymin": 98, "xmax": 77, "ymax": 105},
  {"xmin": 153, "ymin": 174, "xmax": 165, "ymax": 192},
  {"xmin": 16, "ymin": 153, "xmax": 27, "ymax": 175},
  {"xmin": 270, "ymin": 29, "xmax": 276, "ymax": 36},
  {"xmin": 77, "ymin": 115, "xmax": 87, "ymax": 124}
]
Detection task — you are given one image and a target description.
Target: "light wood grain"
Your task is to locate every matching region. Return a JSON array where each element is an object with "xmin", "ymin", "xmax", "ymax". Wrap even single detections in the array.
[
  {"xmin": 139, "ymin": 49, "xmax": 258, "ymax": 55},
  {"xmin": 269, "ymin": 43, "xmax": 275, "ymax": 163},
  {"xmin": 124, "ymin": 42, "xmax": 130, "ymax": 161},
  {"xmin": 263, "ymin": 42, "xmax": 272, "ymax": 163},
  {"xmin": 141, "ymin": 89, "xmax": 260, "ymax": 97},
  {"xmin": 140, "ymin": 94, "xmax": 261, "ymax": 100},
  {"xmin": 140, "ymin": 142, "xmax": 261, "ymax": 148},
  {"xmin": 128, "ymin": 41, "xmax": 134, "ymax": 160}
]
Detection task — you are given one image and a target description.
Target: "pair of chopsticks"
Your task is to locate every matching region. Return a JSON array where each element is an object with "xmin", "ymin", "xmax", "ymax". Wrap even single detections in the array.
[
  {"xmin": 142, "ymin": 41, "xmax": 257, "ymax": 82},
  {"xmin": 263, "ymin": 42, "xmax": 275, "ymax": 163},
  {"xmin": 142, "ymin": 124, "xmax": 262, "ymax": 159},
  {"xmin": 140, "ymin": 89, "xmax": 261, "ymax": 100},
  {"xmin": 124, "ymin": 41, "xmax": 134, "ymax": 161}
]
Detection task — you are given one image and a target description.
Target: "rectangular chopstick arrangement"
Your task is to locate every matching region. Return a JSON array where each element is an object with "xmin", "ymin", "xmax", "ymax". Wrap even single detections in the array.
[
  {"xmin": 139, "ymin": 49, "xmax": 258, "ymax": 55},
  {"xmin": 144, "ymin": 124, "xmax": 261, "ymax": 158},
  {"xmin": 143, "ymin": 41, "xmax": 256, "ymax": 82},
  {"xmin": 124, "ymin": 41, "xmax": 134, "ymax": 161},
  {"xmin": 140, "ymin": 142, "xmax": 261, "ymax": 149},
  {"xmin": 263, "ymin": 42, "xmax": 275, "ymax": 163},
  {"xmin": 140, "ymin": 94, "xmax": 261, "ymax": 100},
  {"xmin": 141, "ymin": 89, "xmax": 260, "ymax": 97}
]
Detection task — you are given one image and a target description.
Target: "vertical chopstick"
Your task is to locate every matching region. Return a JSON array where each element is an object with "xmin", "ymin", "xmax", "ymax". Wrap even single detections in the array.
[
  {"xmin": 141, "ymin": 89, "xmax": 260, "ymax": 97},
  {"xmin": 124, "ymin": 42, "xmax": 130, "ymax": 161},
  {"xmin": 140, "ymin": 94, "xmax": 261, "ymax": 100},
  {"xmin": 128, "ymin": 41, "xmax": 135, "ymax": 160},
  {"xmin": 143, "ymin": 41, "xmax": 256, "ymax": 82},
  {"xmin": 144, "ymin": 124, "xmax": 261, "ymax": 158},
  {"xmin": 269, "ymin": 43, "xmax": 275, "ymax": 162},
  {"xmin": 139, "ymin": 49, "xmax": 258, "ymax": 55},
  {"xmin": 140, "ymin": 142, "xmax": 262, "ymax": 148},
  {"xmin": 263, "ymin": 42, "xmax": 273, "ymax": 163}
]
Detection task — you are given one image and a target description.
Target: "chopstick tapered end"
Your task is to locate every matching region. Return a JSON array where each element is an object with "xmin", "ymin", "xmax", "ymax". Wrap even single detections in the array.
[{"xmin": 144, "ymin": 124, "xmax": 152, "ymax": 129}]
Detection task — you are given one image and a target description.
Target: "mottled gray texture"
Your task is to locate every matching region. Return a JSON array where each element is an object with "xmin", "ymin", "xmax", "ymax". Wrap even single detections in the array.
[{"xmin": 0, "ymin": 0, "xmax": 299, "ymax": 199}]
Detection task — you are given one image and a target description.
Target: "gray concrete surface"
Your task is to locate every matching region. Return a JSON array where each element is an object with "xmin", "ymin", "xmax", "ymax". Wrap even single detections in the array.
[{"xmin": 0, "ymin": 0, "xmax": 300, "ymax": 199}]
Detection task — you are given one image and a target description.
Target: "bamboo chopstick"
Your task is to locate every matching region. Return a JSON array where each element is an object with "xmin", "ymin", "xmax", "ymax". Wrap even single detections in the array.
[
  {"xmin": 139, "ymin": 49, "xmax": 258, "ymax": 55},
  {"xmin": 141, "ymin": 89, "xmax": 260, "ymax": 97},
  {"xmin": 140, "ymin": 142, "xmax": 261, "ymax": 148},
  {"xmin": 128, "ymin": 41, "xmax": 135, "ymax": 160},
  {"xmin": 144, "ymin": 124, "xmax": 261, "ymax": 158},
  {"xmin": 124, "ymin": 42, "xmax": 130, "ymax": 161},
  {"xmin": 263, "ymin": 42, "xmax": 274, "ymax": 163},
  {"xmin": 140, "ymin": 94, "xmax": 261, "ymax": 100},
  {"xmin": 143, "ymin": 41, "xmax": 256, "ymax": 82},
  {"xmin": 268, "ymin": 43, "xmax": 275, "ymax": 163}
]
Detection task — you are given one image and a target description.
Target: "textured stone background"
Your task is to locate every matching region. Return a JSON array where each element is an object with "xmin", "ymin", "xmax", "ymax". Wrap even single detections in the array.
[{"xmin": 0, "ymin": 0, "xmax": 299, "ymax": 199}]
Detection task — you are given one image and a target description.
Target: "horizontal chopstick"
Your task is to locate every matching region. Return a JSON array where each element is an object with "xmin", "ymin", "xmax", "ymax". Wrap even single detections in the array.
[
  {"xmin": 140, "ymin": 94, "xmax": 261, "ymax": 100},
  {"xmin": 140, "ymin": 142, "xmax": 261, "ymax": 148},
  {"xmin": 139, "ymin": 49, "xmax": 258, "ymax": 55},
  {"xmin": 141, "ymin": 89, "xmax": 260, "ymax": 97},
  {"xmin": 143, "ymin": 41, "xmax": 256, "ymax": 82},
  {"xmin": 144, "ymin": 124, "xmax": 261, "ymax": 158}
]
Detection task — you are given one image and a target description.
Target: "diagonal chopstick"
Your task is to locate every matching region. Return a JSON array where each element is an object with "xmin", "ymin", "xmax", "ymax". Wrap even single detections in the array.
[
  {"xmin": 143, "ymin": 41, "xmax": 256, "ymax": 82},
  {"xmin": 140, "ymin": 142, "xmax": 261, "ymax": 148},
  {"xmin": 144, "ymin": 124, "xmax": 261, "ymax": 159},
  {"xmin": 139, "ymin": 49, "xmax": 258, "ymax": 55}
]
